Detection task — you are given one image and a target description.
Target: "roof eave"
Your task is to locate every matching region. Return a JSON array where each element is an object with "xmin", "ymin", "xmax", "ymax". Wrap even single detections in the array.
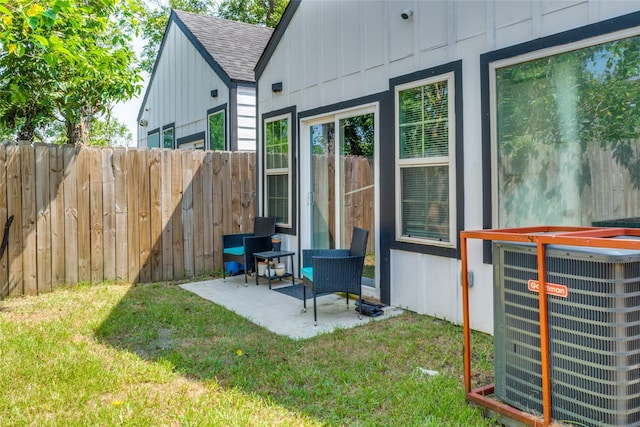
[{"xmin": 255, "ymin": 0, "xmax": 301, "ymax": 81}]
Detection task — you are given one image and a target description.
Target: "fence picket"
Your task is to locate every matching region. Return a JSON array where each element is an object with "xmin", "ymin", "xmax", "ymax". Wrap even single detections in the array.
[
  {"xmin": 160, "ymin": 150, "xmax": 173, "ymax": 280},
  {"xmin": 21, "ymin": 145, "xmax": 37, "ymax": 294},
  {"xmin": 7, "ymin": 145, "xmax": 22, "ymax": 296},
  {"xmin": 89, "ymin": 147, "xmax": 104, "ymax": 283},
  {"xmin": 126, "ymin": 149, "xmax": 140, "ymax": 283},
  {"xmin": 181, "ymin": 151, "xmax": 194, "ymax": 277},
  {"xmin": 0, "ymin": 145, "xmax": 7, "ymax": 297},
  {"xmin": 149, "ymin": 149, "xmax": 163, "ymax": 281},
  {"xmin": 171, "ymin": 150, "xmax": 184, "ymax": 279},
  {"xmin": 63, "ymin": 146, "xmax": 78, "ymax": 284},
  {"xmin": 212, "ymin": 152, "xmax": 224, "ymax": 272},
  {"xmin": 202, "ymin": 152, "xmax": 214, "ymax": 273},
  {"xmin": 50, "ymin": 145, "xmax": 65, "ymax": 287},
  {"xmin": 35, "ymin": 144, "xmax": 52, "ymax": 293},
  {"xmin": 113, "ymin": 147, "xmax": 128, "ymax": 282},
  {"xmin": 222, "ymin": 152, "xmax": 233, "ymax": 234},
  {"xmin": 138, "ymin": 150, "xmax": 151, "ymax": 283},
  {"xmin": 76, "ymin": 148, "xmax": 91, "ymax": 282},
  {"xmin": 192, "ymin": 150, "xmax": 205, "ymax": 274},
  {"xmin": 102, "ymin": 148, "xmax": 116, "ymax": 281}
]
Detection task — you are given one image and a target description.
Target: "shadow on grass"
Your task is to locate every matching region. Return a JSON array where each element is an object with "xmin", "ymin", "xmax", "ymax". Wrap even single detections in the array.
[{"xmin": 94, "ymin": 282, "xmax": 497, "ymax": 426}]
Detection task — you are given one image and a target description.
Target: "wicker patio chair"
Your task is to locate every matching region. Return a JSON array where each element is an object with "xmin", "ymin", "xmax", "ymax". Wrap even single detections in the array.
[
  {"xmin": 301, "ymin": 226, "xmax": 369, "ymax": 325},
  {"xmin": 223, "ymin": 217, "xmax": 276, "ymax": 284}
]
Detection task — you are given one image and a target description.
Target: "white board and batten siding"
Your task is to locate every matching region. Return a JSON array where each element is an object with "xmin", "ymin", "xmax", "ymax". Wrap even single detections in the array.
[
  {"xmin": 258, "ymin": 0, "xmax": 640, "ymax": 334},
  {"xmin": 137, "ymin": 23, "xmax": 230, "ymax": 149}
]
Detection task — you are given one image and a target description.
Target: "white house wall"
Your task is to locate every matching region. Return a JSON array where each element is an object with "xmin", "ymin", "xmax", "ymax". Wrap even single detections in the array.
[
  {"xmin": 236, "ymin": 86, "xmax": 257, "ymax": 151},
  {"xmin": 137, "ymin": 23, "xmax": 230, "ymax": 147},
  {"xmin": 258, "ymin": 0, "xmax": 640, "ymax": 334}
]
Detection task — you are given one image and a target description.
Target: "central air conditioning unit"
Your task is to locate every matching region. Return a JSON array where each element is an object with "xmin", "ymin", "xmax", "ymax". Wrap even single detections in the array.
[{"xmin": 493, "ymin": 241, "xmax": 640, "ymax": 426}]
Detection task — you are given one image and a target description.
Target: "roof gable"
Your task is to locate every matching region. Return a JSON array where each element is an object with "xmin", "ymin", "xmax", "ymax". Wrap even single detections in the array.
[
  {"xmin": 138, "ymin": 10, "xmax": 273, "ymax": 121},
  {"xmin": 175, "ymin": 10, "xmax": 274, "ymax": 83}
]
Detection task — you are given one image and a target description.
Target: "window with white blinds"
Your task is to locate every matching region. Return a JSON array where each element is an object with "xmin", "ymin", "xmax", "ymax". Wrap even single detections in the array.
[
  {"xmin": 265, "ymin": 115, "xmax": 290, "ymax": 226},
  {"xmin": 396, "ymin": 74, "xmax": 454, "ymax": 245}
]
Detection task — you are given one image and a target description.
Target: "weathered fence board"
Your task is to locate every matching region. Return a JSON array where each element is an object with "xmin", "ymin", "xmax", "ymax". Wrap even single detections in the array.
[
  {"xmin": 21, "ymin": 145, "xmax": 37, "ymax": 294},
  {"xmin": 138, "ymin": 151, "xmax": 151, "ymax": 283},
  {"xmin": 149, "ymin": 149, "xmax": 163, "ymax": 282},
  {"xmin": 102, "ymin": 148, "xmax": 116, "ymax": 281},
  {"xmin": 113, "ymin": 148, "xmax": 128, "ymax": 282},
  {"xmin": 0, "ymin": 145, "xmax": 256, "ymax": 298},
  {"xmin": 89, "ymin": 147, "xmax": 104, "ymax": 283},
  {"xmin": 126, "ymin": 149, "xmax": 140, "ymax": 283},
  {"xmin": 192, "ymin": 150, "xmax": 205, "ymax": 274},
  {"xmin": 50, "ymin": 145, "xmax": 65, "ymax": 286},
  {"xmin": 0, "ymin": 145, "xmax": 7, "ymax": 294},
  {"xmin": 212, "ymin": 152, "xmax": 224, "ymax": 271},
  {"xmin": 181, "ymin": 151, "xmax": 194, "ymax": 277},
  {"xmin": 7, "ymin": 145, "xmax": 22, "ymax": 296},
  {"xmin": 170, "ymin": 151, "xmax": 184, "ymax": 279},
  {"xmin": 160, "ymin": 149, "xmax": 173, "ymax": 280},
  {"xmin": 76, "ymin": 148, "xmax": 91, "ymax": 282},
  {"xmin": 35, "ymin": 144, "xmax": 52, "ymax": 293},
  {"xmin": 63, "ymin": 146, "xmax": 78, "ymax": 285},
  {"xmin": 222, "ymin": 153, "xmax": 233, "ymax": 233},
  {"xmin": 202, "ymin": 152, "xmax": 214, "ymax": 273}
]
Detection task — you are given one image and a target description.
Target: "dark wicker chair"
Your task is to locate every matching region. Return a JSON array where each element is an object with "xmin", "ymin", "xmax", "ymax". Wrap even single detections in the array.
[
  {"xmin": 301, "ymin": 226, "xmax": 369, "ymax": 325},
  {"xmin": 223, "ymin": 217, "xmax": 276, "ymax": 284}
]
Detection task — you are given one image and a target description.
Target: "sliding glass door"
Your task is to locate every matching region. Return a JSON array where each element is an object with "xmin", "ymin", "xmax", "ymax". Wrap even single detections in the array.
[{"xmin": 307, "ymin": 106, "xmax": 377, "ymax": 290}]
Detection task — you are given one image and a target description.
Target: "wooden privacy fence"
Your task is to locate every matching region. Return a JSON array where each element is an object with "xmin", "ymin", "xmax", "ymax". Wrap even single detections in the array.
[{"xmin": 0, "ymin": 144, "xmax": 256, "ymax": 298}]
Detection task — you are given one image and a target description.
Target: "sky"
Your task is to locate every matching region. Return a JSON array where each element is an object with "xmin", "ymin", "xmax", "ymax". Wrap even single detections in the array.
[
  {"xmin": 112, "ymin": 76, "xmax": 147, "ymax": 147},
  {"xmin": 112, "ymin": 35, "xmax": 148, "ymax": 147}
]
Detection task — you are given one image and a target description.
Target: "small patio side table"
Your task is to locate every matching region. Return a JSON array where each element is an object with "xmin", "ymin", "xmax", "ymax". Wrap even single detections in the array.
[{"xmin": 253, "ymin": 250, "xmax": 295, "ymax": 289}]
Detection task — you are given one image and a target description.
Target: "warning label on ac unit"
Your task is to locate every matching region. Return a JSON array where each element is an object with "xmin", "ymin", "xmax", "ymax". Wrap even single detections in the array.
[{"xmin": 527, "ymin": 279, "xmax": 568, "ymax": 298}]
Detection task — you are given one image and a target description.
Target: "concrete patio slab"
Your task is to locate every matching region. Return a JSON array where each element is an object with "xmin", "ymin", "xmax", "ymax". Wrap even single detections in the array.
[{"xmin": 180, "ymin": 276, "xmax": 403, "ymax": 340}]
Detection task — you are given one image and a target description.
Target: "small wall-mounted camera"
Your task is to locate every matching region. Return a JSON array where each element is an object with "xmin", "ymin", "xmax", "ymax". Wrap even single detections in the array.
[
  {"xmin": 401, "ymin": 9, "xmax": 413, "ymax": 20},
  {"xmin": 139, "ymin": 119, "xmax": 148, "ymax": 127}
]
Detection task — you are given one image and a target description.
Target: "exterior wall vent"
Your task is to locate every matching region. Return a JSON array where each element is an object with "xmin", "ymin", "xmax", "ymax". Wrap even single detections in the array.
[{"xmin": 493, "ymin": 240, "xmax": 640, "ymax": 426}]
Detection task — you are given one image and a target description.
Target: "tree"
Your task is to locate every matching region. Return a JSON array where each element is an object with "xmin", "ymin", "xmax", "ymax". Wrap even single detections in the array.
[
  {"xmin": 342, "ymin": 114, "xmax": 374, "ymax": 157},
  {"xmin": 88, "ymin": 109, "xmax": 133, "ymax": 147},
  {"xmin": 138, "ymin": 0, "xmax": 288, "ymax": 74},
  {"xmin": 0, "ymin": 0, "xmax": 143, "ymax": 145},
  {"xmin": 44, "ymin": 108, "xmax": 132, "ymax": 147},
  {"xmin": 216, "ymin": 0, "xmax": 287, "ymax": 28}
]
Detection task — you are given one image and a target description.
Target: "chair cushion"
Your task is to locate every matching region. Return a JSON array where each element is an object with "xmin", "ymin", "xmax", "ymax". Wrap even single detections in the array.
[
  {"xmin": 301, "ymin": 267, "xmax": 313, "ymax": 281},
  {"xmin": 223, "ymin": 246, "xmax": 244, "ymax": 256}
]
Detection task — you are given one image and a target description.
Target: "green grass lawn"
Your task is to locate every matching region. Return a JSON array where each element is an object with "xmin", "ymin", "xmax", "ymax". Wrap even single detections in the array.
[{"xmin": 0, "ymin": 281, "xmax": 498, "ymax": 426}]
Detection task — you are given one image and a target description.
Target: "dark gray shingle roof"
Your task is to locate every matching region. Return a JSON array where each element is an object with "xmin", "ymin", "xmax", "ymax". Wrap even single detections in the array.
[{"xmin": 174, "ymin": 10, "xmax": 274, "ymax": 83}]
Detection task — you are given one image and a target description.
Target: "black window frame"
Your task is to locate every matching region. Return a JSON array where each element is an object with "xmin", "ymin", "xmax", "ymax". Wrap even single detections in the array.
[
  {"xmin": 262, "ymin": 106, "xmax": 297, "ymax": 236},
  {"xmin": 389, "ymin": 60, "xmax": 464, "ymax": 259},
  {"xmin": 480, "ymin": 11, "xmax": 640, "ymax": 263},
  {"xmin": 207, "ymin": 104, "xmax": 227, "ymax": 151},
  {"xmin": 162, "ymin": 123, "xmax": 175, "ymax": 149}
]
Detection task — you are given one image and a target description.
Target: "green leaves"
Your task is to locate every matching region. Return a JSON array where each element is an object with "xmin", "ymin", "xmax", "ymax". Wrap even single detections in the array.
[
  {"xmin": 32, "ymin": 34, "xmax": 48, "ymax": 47},
  {"xmin": 0, "ymin": 0, "xmax": 142, "ymax": 144}
]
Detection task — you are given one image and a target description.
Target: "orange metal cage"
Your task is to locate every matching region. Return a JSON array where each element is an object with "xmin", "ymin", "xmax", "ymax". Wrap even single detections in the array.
[{"xmin": 460, "ymin": 226, "xmax": 640, "ymax": 426}]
